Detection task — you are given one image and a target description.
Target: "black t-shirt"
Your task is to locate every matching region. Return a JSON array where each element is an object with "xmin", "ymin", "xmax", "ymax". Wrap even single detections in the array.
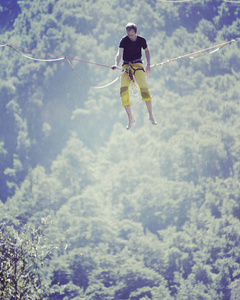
[{"xmin": 119, "ymin": 35, "xmax": 147, "ymax": 62}]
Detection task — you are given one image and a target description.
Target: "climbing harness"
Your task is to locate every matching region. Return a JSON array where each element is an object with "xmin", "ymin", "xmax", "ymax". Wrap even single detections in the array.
[{"xmin": 124, "ymin": 62, "xmax": 146, "ymax": 96}]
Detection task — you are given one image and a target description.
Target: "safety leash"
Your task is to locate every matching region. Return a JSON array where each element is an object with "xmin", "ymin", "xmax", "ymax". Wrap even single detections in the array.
[{"xmin": 66, "ymin": 58, "xmax": 121, "ymax": 89}]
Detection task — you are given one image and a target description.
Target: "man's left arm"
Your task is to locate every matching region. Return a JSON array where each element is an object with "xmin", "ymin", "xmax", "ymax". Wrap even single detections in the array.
[{"xmin": 144, "ymin": 48, "xmax": 151, "ymax": 74}]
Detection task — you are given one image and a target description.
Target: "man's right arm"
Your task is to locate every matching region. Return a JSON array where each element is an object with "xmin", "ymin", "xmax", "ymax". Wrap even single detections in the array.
[{"xmin": 111, "ymin": 48, "xmax": 123, "ymax": 69}]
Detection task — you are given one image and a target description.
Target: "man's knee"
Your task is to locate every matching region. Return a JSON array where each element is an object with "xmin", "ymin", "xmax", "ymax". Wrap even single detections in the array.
[
  {"xmin": 120, "ymin": 86, "xmax": 128, "ymax": 97},
  {"xmin": 140, "ymin": 88, "xmax": 151, "ymax": 101},
  {"xmin": 120, "ymin": 86, "xmax": 131, "ymax": 106}
]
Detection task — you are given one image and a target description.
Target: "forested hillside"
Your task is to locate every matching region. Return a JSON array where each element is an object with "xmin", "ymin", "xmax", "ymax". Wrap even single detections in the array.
[{"xmin": 1, "ymin": 0, "xmax": 240, "ymax": 299}]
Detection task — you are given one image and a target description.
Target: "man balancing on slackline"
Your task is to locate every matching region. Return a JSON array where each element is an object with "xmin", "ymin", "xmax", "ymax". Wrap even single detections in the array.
[{"xmin": 112, "ymin": 22, "xmax": 157, "ymax": 130}]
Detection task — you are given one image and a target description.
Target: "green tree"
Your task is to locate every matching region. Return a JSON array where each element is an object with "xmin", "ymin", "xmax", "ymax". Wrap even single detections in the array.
[{"xmin": 0, "ymin": 220, "xmax": 56, "ymax": 299}]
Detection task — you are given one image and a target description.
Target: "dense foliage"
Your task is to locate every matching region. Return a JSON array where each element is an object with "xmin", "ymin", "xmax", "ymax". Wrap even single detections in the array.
[
  {"xmin": 0, "ymin": 221, "xmax": 56, "ymax": 299},
  {"xmin": 1, "ymin": 0, "xmax": 240, "ymax": 299}
]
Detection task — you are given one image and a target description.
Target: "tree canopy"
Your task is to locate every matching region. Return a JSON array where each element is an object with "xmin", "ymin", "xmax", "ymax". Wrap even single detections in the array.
[{"xmin": 1, "ymin": 0, "xmax": 240, "ymax": 298}]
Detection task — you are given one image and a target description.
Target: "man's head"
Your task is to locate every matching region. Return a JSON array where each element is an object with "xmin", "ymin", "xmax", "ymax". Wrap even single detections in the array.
[
  {"xmin": 126, "ymin": 23, "xmax": 137, "ymax": 41},
  {"xmin": 126, "ymin": 23, "xmax": 137, "ymax": 33}
]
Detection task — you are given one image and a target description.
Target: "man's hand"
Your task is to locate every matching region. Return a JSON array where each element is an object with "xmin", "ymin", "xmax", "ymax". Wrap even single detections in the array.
[
  {"xmin": 145, "ymin": 64, "xmax": 151, "ymax": 75},
  {"xmin": 111, "ymin": 65, "xmax": 118, "ymax": 70}
]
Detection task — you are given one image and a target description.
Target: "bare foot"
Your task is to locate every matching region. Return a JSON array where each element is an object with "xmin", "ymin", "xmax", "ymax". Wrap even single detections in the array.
[
  {"xmin": 149, "ymin": 115, "xmax": 157, "ymax": 125},
  {"xmin": 126, "ymin": 118, "xmax": 135, "ymax": 130}
]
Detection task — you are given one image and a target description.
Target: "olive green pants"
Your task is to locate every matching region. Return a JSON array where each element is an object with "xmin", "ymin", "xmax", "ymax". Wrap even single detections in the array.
[{"xmin": 120, "ymin": 63, "xmax": 151, "ymax": 107}]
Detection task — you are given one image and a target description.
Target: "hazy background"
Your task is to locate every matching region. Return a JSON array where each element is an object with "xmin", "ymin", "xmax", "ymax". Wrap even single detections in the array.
[{"xmin": 1, "ymin": 0, "xmax": 240, "ymax": 299}]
